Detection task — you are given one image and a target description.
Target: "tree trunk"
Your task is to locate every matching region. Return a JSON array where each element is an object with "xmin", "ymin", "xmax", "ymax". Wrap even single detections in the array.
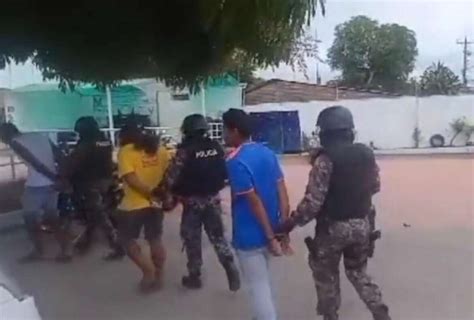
[{"xmin": 366, "ymin": 70, "xmax": 375, "ymax": 87}]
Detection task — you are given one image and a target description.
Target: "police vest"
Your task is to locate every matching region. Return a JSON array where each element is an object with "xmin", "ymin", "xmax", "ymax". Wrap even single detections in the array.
[
  {"xmin": 173, "ymin": 138, "xmax": 227, "ymax": 197},
  {"xmin": 71, "ymin": 138, "xmax": 113, "ymax": 184},
  {"xmin": 321, "ymin": 143, "xmax": 375, "ymax": 221}
]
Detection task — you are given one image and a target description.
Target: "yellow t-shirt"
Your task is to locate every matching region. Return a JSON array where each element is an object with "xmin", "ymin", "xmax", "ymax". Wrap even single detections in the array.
[{"xmin": 118, "ymin": 144, "xmax": 170, "ymax": 211}]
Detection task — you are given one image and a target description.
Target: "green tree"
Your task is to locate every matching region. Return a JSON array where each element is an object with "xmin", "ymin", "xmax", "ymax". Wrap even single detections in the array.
[
  {"xmin": 228, "ymin": 34, "xmax": 320, "ymax": 84},
  {"xmin": 0, "ymin": 0, "xmax": 325, "ymax": 89},
  {"xmin": 420, "ymin": 62, "xmax": 462, "ymax": 96},
  {"xmin": 327, "ymin": 16, "xmax": 418, "ymax": 91}
]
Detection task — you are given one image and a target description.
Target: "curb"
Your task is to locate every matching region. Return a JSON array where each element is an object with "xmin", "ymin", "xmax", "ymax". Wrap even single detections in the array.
[
  {"xmin": 374, "ymin": 146, "xmax": 474, "ymax": 156},
  {"xmin": 283, "ymin": 147, "xmax": 474, "ymax": 158},
  {"xmin": 0, "ymin": 210, "xmax": 23, "ymax": 234}
]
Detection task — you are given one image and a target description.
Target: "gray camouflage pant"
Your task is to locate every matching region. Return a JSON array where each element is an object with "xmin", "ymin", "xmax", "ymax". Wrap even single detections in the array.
[
  {"xmin": 180, "ymin": 199, "xmax": 235, "ymax": 276},
  {"xmin": 309, "ymin": 218, "xmax": 390, "ymax": 319},
  {"xmin": 74, "ymin": 187, "xmax": 120, "ymax": 251}
]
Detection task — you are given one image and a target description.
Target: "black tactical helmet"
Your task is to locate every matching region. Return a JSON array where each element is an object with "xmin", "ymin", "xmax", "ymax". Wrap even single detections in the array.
[
  {"xmin": 316, "ymin": 106, "xmax": 354, "ymax": 132},
  {"xmin": 74, "ymin": 116, "xmax": 100, "ymax": 134},
  {"xmin": 181, "ymin": 114, "xmax": 208, "ymax": 135}
]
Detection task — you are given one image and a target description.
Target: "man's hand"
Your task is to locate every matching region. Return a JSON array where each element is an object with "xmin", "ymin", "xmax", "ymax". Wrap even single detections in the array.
[
  {"xmin": 267, "ymin": 238, "xmax": 283, "ymax": 256},
  {"xmin": 161, "ymin": 193, "xmax": 178, "ymax": 212},
  {"xmin": 280, "ymin": 235, "xmax": 294, "ymax": 256}
]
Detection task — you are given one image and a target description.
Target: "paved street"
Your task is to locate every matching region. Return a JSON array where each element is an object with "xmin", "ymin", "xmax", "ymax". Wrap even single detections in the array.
[{"xmin": 0, "ymin": 155, "xmax": 473, "ymax": 320}]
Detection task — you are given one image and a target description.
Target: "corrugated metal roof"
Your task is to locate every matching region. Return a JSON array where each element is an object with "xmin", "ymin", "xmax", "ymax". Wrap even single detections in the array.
[{"xmin": 245, "ymin": 79, "xmax": 401, "ymax": 105}]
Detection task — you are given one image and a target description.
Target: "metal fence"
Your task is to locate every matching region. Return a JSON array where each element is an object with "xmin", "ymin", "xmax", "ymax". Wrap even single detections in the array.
[{"xmin": 0, "ymin": 124, "xmax": 226, "ymax": 181}]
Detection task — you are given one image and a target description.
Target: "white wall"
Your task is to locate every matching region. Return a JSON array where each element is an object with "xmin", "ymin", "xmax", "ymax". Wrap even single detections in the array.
[{"xmin": 246, "ymin": 95, "xmax": 474, "ymax": 149}]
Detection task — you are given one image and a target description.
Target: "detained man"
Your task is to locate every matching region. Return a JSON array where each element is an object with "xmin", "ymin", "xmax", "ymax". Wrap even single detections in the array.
[
  {"xmin": 0, "ymin": 123, "xmax": 71, "ymax": 262},
  {"xmin": 117, "ymin": 122, "xmax": 170, "ymax": 292},
  {"xmin": 222, "ymin": 109, "xmax": 291, "ymax": 320}
]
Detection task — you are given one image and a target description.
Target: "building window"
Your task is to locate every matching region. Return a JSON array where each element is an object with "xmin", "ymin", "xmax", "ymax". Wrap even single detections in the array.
[{"xmin": 171, "ymin": 93, "xmax": 190, "ymax": 101}]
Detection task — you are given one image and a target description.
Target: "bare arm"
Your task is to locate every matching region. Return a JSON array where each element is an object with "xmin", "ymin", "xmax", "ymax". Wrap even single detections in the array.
[
  {"xmin": 245, "ymin": 190, "xmax": 276, "ymax": 240},
  {"xmin": 10, "ymin": 140, "xmax": 57, "ymax": 181},
  {"xmin": 123, "ymin": 172, "xmax": 152, "ymax": 198}
]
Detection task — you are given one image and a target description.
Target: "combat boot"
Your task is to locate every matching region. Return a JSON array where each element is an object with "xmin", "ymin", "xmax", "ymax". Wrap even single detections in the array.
[
  {"xmin": 223, "ymin": 261, "xmax": 240, "ymax": 292},
  {"xmin": 322, "ymin": 313, "xmax": 338, "ymax": 320},
  {"xmin": 182, "ymin": 273, "xmax": 202, "ymax": 289}
]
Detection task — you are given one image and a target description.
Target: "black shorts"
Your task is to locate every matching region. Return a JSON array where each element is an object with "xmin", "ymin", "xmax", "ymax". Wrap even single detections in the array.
[{"xmin": 118, "ymin": 207, "xmax": 164, "ymax": 244}]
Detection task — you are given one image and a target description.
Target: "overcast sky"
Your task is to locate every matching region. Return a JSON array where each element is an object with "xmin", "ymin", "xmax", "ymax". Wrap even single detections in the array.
[
  {"xmin": 259, "ymin": 0, "xmax": 474, "ymax": 84},
  {"xmin": 1, "ymin": 0, "xmax": 473, "ymax": 88}
]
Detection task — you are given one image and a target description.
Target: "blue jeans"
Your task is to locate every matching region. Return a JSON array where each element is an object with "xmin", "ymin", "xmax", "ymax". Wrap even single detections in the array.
[
  {"xmin": 21, "ymin": 186, "xmax": 58, "ymax": 229},
  {"xmin": 237, "ymin": 248, "xmax": 277, "ymax": 320}
]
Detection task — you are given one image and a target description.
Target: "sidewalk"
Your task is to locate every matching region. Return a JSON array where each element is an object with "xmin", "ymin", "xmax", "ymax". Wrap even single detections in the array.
[{"xmin": 374, "ymin": 146, "xmax": 474, "ymax": 155}]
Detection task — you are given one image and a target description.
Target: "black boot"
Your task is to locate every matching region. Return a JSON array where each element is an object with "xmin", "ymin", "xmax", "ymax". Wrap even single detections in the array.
[
  {"xmin": 74, "ymin": 228, "xmax": 94, "ymax": 254},
  {"xmin": 182, "ymin": 273, "xmax": 202, "ymax": 289},
  {"xmin": 103, "ymin": 244, "xmax": 126, "ymax": 261},
  {"xmin": 322, "ymin": 313, "xmax": 338, "ymax": 320},
  {"xmin": 223, "ymin": 261, "xmax": 240, "ymax": 292},
  {"xmin": 373, "ymin": 305, "xmax": 391, "ymax": 320}
]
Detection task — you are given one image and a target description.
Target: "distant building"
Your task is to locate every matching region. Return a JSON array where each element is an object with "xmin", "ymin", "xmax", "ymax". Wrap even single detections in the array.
[
  {"xmin": 245, "ymin": 79, "xmax": 473, "ymax": 149},
  {"xmin": 245, "ymin": 79, "xmax": 398, "ymax": 105},
  {"xmin": 0, "ymin": 78, "xmax": 244, "ymax": 134}
]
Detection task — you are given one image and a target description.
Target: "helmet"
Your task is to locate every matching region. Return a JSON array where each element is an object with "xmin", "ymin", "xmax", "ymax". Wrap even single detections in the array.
[
  {"xmin": 74, "ymin": 116, "xmax": 100, "ymax": 136},
  {"xmin": 181, "ymin": 114, "xmax": 208, "ymax": 135},
  {"xmin": 316, "ymin": 106, "xmax": 354, "ymax": 132}
]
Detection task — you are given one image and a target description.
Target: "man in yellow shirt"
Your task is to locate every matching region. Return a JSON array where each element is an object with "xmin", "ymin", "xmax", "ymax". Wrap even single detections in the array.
[{"xmin": 117, "ymin": 122, "xmax": 170, "ymax": 292}]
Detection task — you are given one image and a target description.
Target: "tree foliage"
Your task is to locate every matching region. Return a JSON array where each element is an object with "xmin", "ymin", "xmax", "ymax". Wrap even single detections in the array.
[
  {"xmin": 228, "ymin": 34, "xmax": 320, "ymax": 84},
  {"xmin": 327, "ymin": 16, "xmax": 418, "ymax": 91},
  {"xmin": 0, "ymin": 0, "xmax": 325, "ymax": 89},
  {"xmin": 420, "ymin": 62, "xmax": 462, "ymax": 96}
]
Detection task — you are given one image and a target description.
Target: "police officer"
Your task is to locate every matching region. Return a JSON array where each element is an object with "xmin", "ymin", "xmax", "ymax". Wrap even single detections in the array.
[
  {"xmin": 277, "ymin": 106, "xmax": 391, "ymax": 320},
  {"xmin": 158, "ymin": 114, "xmax": 240, "ymax": 291},
  {"xmin": 62, "ymin": 116, "xmax": 124, "ymax": 260}
]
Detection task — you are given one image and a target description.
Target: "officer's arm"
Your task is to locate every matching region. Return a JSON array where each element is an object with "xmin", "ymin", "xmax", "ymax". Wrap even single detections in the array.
[
  {"xmin": 371, "ymin": 164, "xmax": 381, "ymax": 194},
  {"xmin": 292, "ymin": 154, "xmax": 333, "ymax": 227},
  {"xmin": 157, "ymin": 148, "xmax": 186, "ymax": 195},
  {"xmin": 61, "ymin": 143, "xmax": 87, "ymax": 179}
]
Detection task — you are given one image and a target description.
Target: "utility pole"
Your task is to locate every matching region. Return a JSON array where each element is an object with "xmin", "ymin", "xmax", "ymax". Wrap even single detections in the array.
[{"xmin": 457, "ymin": 37, "xmax": 473, "ymax": 86}]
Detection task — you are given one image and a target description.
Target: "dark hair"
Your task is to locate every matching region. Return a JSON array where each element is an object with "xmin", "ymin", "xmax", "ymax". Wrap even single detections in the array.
[
  {"xmin": 74, "ymin": 116, "xmax": 102, "ymax": 142},
  {"xmin": 222, "ymin": 108, "xmax": 253, "ymax": 138},
  {"xmin": 119, "ymin": 124, "xmax": 158, "ymax": 155},
  {"xmin": 319, "ymin": 129, "xmax": 354, "ymax": 147},
  {"xmin": 0, "ymin": 123, "xmax": 20, "ymax": 143}
]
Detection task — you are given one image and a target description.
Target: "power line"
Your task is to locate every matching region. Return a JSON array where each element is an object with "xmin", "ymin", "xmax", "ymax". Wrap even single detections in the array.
[{"xmin": 456, "ymin": 37, "xmax": 473, "ymax": 86}]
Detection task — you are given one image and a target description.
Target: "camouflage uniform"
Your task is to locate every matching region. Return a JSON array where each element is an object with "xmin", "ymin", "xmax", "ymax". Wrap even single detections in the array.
[
  {"xmin": 73, "ymin": 184, "xmax": 121, "ymax": 253},
  {"xmin": 63, "ymin": 138, "xmax": 122, "ymax": 256},
  {"xmin": 160, "ymin": 149, "xmax": 235, "ymax": 277},
  {"xmin": 291, "ymin": 154, "xmax": 390, "ymax": 320}
]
